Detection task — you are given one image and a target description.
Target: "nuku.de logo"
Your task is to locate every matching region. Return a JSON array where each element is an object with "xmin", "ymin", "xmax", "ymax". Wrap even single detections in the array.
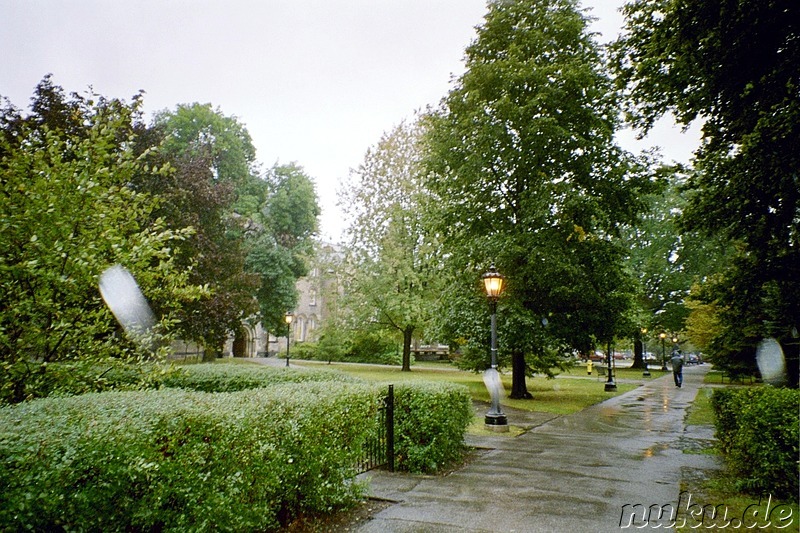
[{"xmin": 619, "ymin": 491, "xmax": 795, "ymax": 529}]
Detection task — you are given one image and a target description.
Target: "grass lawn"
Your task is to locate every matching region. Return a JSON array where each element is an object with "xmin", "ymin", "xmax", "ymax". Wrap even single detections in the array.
[
  {"xmin": 293, "ymin": 360, "xmax": 639, "ymax": 416},
  {"xmin": 685, "ymin": 386, "xmax": 716, "ymax": 426}
]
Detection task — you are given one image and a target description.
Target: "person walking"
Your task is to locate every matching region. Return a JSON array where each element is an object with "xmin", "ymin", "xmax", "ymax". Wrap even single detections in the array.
[{"xmin": 671, "ymin": 351, "xmax": 684, "ymax": 387}]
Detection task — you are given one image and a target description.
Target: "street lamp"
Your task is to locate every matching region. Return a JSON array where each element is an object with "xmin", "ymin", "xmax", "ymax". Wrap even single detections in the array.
[
  {"xmin": 660, "ymin": 332, "xmax": 668, "ymax": 371},
  {"xmin": 482, "ymin": 264, "xmax": 508, "ymax": 430},
  {"xmin": 642, "ymin": 328, "xmax": 651, "ymax": 377},
  {"xmin": 284, "ymin": 311, "xmax": 294, "ymax": 367},
  {"xmin": 604, "ymin": 342, "xmax": 617, "ymax": 392}
]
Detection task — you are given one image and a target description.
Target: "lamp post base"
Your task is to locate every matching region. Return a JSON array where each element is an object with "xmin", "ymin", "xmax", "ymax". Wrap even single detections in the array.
[
  {"xmin": 604, "ymin": 380, "xmax": 617, "ymax": 392},
  {"xmin": 484, "ymin": 413, "xmax": 509, "ymax": 432}
]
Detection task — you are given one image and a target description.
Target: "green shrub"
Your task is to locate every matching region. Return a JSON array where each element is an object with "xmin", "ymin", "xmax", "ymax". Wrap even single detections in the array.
[
  {"xmin": 289, "ymin": 341, "xmax": 319, "ymax": 361},
  {"xmin": 162, "ymin": 361, "xmax": 361, "ymax": 392},
  {"xmin": 347, "ymin": 330, "xmax": 400, "ymax": 365},
  {"xmin": 0, "ymin": 384, "xmax": 380, "ymax": 531},
  {"xmin": 0, "ymin": 362, "xmax": 475, "ymax": 530},
  {"xmin": 288, "ymin": 329, "xmax": 403, "ymax": 365},
  {"xmin": 393, "ymin": 382, "xmax": 473, "ymax": 473},
  {"xmin": 711, "ymin": 387, "xmax": 800, "ymax": 499}
]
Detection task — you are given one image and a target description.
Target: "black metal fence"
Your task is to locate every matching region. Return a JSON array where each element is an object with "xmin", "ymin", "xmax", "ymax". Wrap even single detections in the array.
[{"xmin": 355, "ymin": 384, "xmax": 394, "ymax": 473}]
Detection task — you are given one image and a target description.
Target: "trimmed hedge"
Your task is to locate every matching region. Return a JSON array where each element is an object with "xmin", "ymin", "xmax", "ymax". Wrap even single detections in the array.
[
  {"xmin": 711, "ymin": 387, "xmax": 800, "ymax": 499},
  {"xmin": 1, "ymin": 359, "xmax": 174, "ymax": 404},
  {"xmin": 161, "ymin": 361, "xmax": 362, "ymax": 392},
  {"xmin": 165, "ymin": 364, "xmax": 474, "ymax": 474},
  {"xmin": 0, "ymin": 384, "xmax": 380, "ymax": 531},
  {"xmin": 393, "ymin": 382, "xmax": 473, "ymax": 473},
  {"xmin": 0, "ymin": 364, "xmax": 475, "ymax": 530}
]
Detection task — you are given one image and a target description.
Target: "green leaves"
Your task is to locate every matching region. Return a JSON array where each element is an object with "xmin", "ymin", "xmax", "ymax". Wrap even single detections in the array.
[
  {"xmin": 425, "ymin": 0, "xmax": 649, "ymax": 374},
  {"xmin": 1, "ymin": 81, "xmax": 201, "ymax": 403},
  {"xmin": 711, "ymin": 387, "xmax": 800, "ymax": 498},
  {"xmin": 340, "ymin": 119, "xmax": 443, "ymax": 369},
  {"xmin": 614, "ymin": 0, "xmax": 800, "ymax": 377}
]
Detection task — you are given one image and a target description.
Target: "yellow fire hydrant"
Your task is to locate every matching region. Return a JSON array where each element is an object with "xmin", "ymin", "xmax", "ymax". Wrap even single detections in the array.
[{"xmin": 587, "ymin": 359, "xmax": 593, "ymax": 375}]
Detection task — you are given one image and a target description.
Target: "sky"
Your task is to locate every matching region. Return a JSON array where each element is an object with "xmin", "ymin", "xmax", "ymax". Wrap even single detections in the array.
[{"xmin": 1, "ymin": 0, "xmax": 700, "ymax": 242}]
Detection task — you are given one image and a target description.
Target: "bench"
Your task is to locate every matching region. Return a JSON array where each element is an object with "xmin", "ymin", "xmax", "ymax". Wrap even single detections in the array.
[{"xmin": 412, "ymin": 347, "xmax": 450, "ymax": 361}]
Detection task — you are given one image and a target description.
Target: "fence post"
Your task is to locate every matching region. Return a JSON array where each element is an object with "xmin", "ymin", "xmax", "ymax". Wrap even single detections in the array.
[{"xmin": 386, "ymin": 384, "xmax": 394, "ymax": 472}]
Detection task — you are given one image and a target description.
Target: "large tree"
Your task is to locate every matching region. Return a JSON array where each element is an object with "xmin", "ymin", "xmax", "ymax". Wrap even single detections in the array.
[
  {"xmin": 0, "ymin": 78, "xmax": 201, "ymax": 403},
  {"xmin": 147, "ymin": 103, "xmax": 261, "ymax": 356},
  {"xmin": 340, "ymin": 120, "xmax": 441, "ymax": 371},
  {"xmin": 247, "ymin": 163, "xmax": 320, "ymax": 334},
  {"xmin": 425, "ymin": 0, "xmax": 653, "ymax": 397},
  {"xmin": 613, "ymin": 0, "xmax": 799, "ymax": 382}
]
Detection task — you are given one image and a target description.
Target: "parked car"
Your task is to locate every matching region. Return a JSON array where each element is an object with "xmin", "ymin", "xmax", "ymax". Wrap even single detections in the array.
[
  {"xmin": 589, "ymin": 352, "xmax": 606, "ymax": 362},
  {"xmin": 686, "ymin": 353, "xmax": 703, "ymax": 365},
  {"xmin": 643, "ymin": 352, "xmax": 660, "ymax": 363}
]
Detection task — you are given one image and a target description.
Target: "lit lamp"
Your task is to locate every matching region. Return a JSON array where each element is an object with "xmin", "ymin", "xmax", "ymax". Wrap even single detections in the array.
[
  {"xmin": 482, "ymin": 264, "xmax": 508, "ymax": 430},
  {"xmin": 642, "ymin": 328, "xmax": 651, "ymax": 377},
  {"xmin": 660, "ymin": 332, "xmax": 668, "ymax": 371},
  {"xmin": 284, "ymin": 311, "xmax": 294, "ymax": 367}
]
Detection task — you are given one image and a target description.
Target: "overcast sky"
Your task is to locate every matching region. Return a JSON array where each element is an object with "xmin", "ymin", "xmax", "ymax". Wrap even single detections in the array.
[{"xmin": 1, "ymin": 0, "xmax": 700, "ymax": 241}]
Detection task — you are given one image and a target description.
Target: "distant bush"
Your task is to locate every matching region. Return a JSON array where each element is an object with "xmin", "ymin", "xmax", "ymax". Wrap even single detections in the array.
[
  {"xmin": 288, "ymin": 341, "xmax": 319, "ymax": 361},
  {"xmin": 162, "ymin": 361, "xmax": 361, "ymax": 392},
  {"xmin": 393, "ymin": 382, "xmax": 473, "ymax": 473},
  {"xmin": 310, "ymin": 328, "xmax": 402, "ymax": 365},
  {"xmin": 711, "ymin": 387, "xmax": 799, "ymax": 499},
  {"xmin": 0, "ymin": 384, "xmax": 380, "ymax": 531}
]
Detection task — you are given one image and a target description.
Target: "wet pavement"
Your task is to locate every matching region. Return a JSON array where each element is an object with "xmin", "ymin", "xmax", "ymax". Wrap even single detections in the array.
[{"xmin": 358, "ymin": 365, "xmax": 719, "ymax": 532}]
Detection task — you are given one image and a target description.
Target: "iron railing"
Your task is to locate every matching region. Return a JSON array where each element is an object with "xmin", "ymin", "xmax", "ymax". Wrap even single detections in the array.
[{"xmin": 355, "ymin": 384, "xmax": 394, "ymax": 473}]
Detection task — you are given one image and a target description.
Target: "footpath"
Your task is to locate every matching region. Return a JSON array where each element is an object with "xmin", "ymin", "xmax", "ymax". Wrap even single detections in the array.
[{"xmin": 358, "ymin": 365, "xmax": 719, "ymax": 532}]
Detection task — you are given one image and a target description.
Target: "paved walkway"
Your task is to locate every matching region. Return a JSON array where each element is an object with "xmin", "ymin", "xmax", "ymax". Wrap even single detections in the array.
[{"xmin": 358, "ymin": 365, "xmax": 719, "ymax": 532}]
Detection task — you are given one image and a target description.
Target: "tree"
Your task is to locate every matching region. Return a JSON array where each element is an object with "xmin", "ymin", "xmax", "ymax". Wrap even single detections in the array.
[
  {"xmin": 613, "ymin": 0, "xmax": 799, "ymax": 383},
  {"xmin": 148, "ymin": 104, "xmax": 261, "ymax": 357},
  {"xmin": 0, "ymin": 78, "xmax": 201, "ymax": 403},
  {"xmin": 621, "ymin": 168, "xmax": 734, "ymax": 367},
  {"xmin": 247, "ymin": 163, "xmax": 320, "ymax": 333},
  {"xmin": 339, "ymin": 120, "xmax": 441, "ymax": 371},
  {"xmin": 425, "ymin": 0, "xmax": 653, "ymax": 397}
]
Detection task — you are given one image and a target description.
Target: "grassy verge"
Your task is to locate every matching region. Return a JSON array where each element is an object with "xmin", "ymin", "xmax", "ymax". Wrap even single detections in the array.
[
  {"xmin": 686, "ymin": 386, "xmax": 716, "ymax": 426},
  {"xmin": 293, "ymin": 360, "xmax": 639, "ymax": 416}
]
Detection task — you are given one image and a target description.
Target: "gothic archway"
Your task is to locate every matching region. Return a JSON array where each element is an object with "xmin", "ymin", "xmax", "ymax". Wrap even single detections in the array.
[{"xmin": 232, "ymin": 327, "xmax": 252, "ymax": 357}]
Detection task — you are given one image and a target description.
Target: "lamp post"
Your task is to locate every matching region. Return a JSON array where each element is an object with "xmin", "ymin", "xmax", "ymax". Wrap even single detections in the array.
[
  {"xmin": 604, "ymin": 342, "xmax": 617, "ymax": 392},
  {"xmin": 660, "ymin": 332, "xmax": 668, "ymax": 371},
  {"xmin": 482, "ymin": 264, "xmax": 508, "ymax": 430},
  {"xmin": 284, "ymin": 311, "xmax": 294, "ymax": 367},
  {"xmin": 642, "ymin": 328, "xmax": 651, "ymax": 377}
]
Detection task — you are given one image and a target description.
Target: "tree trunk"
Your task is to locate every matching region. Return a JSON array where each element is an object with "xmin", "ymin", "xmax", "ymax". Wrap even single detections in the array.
[
  {"xmin": 401, "ymin": 326, "xmax": 413, "ymax": 372},
  {"xmin": 630, "ymin": 336, "xmax": 647, "ymax": 369},
  {"xmin": 509, "ymin": 349, "xmax": 532, "ymax": 399}
]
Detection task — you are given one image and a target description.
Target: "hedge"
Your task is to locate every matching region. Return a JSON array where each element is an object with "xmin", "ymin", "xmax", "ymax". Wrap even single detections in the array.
[
  {"xmin": 161, "ymin": 362, "xmax": 361, "ymax": 392},
  {"xmin": 711, "ymin": 387, "xmax": 800, "ymax": 499},
  {"xmin": 0, "ymin": 370, "xmax": 475, "ymax": 530},
  {"xmin": 392, "ymin": 382, "xmax": 473, "ymax": 473},
  {"xmin": 0, "ymin": 384, "xmax": 380, "ymax": 531},
  {"xmin": 164, "ymin": 364, "xmax": 474, "ymax": 473}
]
